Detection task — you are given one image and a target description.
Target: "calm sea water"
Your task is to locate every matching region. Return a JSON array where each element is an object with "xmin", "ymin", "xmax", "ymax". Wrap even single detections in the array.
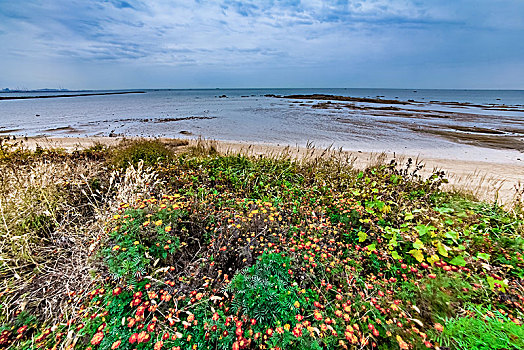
[{"xmin": 1, "ymin": 88, "xmax": 523, "ymax": 163}]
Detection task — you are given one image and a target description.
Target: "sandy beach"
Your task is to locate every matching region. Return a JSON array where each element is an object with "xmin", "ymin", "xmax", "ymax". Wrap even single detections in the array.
[{"xmin": 10, "ymin": 136, "xmax": 524, "ymax": 205}]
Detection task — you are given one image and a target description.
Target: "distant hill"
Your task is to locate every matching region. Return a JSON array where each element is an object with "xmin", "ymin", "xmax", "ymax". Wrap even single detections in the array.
[{"xmin": 1, "ymin": 88, "xmax": 71, "ymax": 93}]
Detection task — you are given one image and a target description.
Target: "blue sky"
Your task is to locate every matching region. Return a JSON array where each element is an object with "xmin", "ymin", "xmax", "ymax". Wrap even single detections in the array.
[{"xmin": 0, "ymin": 0, "xmax": 523, "ymax": 89}]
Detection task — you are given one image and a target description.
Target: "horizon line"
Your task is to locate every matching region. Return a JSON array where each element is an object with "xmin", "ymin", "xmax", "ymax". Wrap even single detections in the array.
[{"xmin": 3, "ymin": 87, "xmax": 524, "ymax": 92}]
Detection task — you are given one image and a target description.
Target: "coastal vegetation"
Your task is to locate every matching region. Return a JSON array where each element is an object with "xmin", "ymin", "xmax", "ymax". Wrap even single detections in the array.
[{"xmin": 0, "ymin": 138, "xmax": 523, "ymax": 350}]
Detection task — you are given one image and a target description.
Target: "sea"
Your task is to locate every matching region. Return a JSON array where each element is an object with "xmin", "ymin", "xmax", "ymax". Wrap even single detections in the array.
[{"xmin": 1, "ymin": 88, "xmax": 523, "ymax": 163}]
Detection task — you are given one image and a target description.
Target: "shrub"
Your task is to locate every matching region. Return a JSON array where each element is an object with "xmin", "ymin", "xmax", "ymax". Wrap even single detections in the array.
[
  {"xmin": 102, "ymin": 207, "xmax": 184, "ymax": 282},
  {"xmin": 228, "ymin": 253, "xmax": 306, "ymax": 326},
  {"xmin": 110, "ymin": 139, "xmax": 175, "ymax": 168},
  {"xmin": 436, "ymin": 306, "xmax": 524, "ymax": 349}
]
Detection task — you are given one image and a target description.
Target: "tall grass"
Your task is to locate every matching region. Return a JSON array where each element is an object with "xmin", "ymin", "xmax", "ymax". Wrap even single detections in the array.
[
  {"xmin": 110, "ymin": 138, "xmax": 187, "ymax": 168},
  {"xmin": 0, "ymin": 140, "xmax": 168, "ymax": 323}
]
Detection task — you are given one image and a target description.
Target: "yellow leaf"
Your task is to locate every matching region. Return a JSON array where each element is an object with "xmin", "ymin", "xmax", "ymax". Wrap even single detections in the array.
[
  {"xmin": 427, "ymin": 254, "xmax": 440, "ymax": 265},
  {"xmin": 409, "ymin": 249, "xmax": 425, "ymax": 262},
  {"xmin": 413, "ymin": 239, "xmax": 424, "ymax": 250},
  {"xmin": 437, "ymin": 242, "xmax": 449, "ymax": 257}
]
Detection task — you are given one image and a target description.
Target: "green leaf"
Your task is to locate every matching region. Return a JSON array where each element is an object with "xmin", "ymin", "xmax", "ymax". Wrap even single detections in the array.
[
  {"xmin": 449, "ymin": 255, "xmax": 467, "ymax": 267},
  {"xmin": 385, "ymin": 226, "xmax": 400, "ymax": 236},
  {"xmin": 415, "ymin": 224, "xmax": 436, "ymax": 236},
  {"xmin": 499, "ymin": 279, "xmax": 508, "ymax": 293},
  {"xmin": 366, "ymin": 243, "xmax": 376, "ymax": 252},
  {"xmin": 389, "ymin": 236, "xmax": 398, "ymax": 248},
  {"xmin": 413, "ymin": 239, "xmax": 425, "ymax": 250},
  {"xmin": 486, "ymin": 276, "xmax": 495, "ymax": 291},
  {"xmin": 477, "ymin": 253, "xmax": 491, "ymax": 262},
  {"xmin": 445, "ymin": 231, "xmax": 459, "ymax": 241},
  {"xmin": 390, "ymin": 174, "xmax": 400, "ymax": 184},
  {"xmin": 391, "ymin": 251, "xmax": 401, "ymax": 260},
  {"xmin": 358, "ymin": 231, "xmax": 368, "ymax": 243},
  {"xmin": 404, "ymin": 212, "xmax": 414, "ymax": 221},
  {"xmin": 409, "ymin": 249, "xmax": 425, "ymax": 262},
  {"xmin": 437, "ymin": 242, "xmax": 449, "ymax": 257},
  {"xmin": 435, "ymin": 206, "xmax": 454, "ymax": 214}
]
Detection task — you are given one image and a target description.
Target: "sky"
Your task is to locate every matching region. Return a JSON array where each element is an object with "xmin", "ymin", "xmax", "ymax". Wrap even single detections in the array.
[{"xmin": 0, "ymin": 0, "xmax": 523, "ymax": 90}]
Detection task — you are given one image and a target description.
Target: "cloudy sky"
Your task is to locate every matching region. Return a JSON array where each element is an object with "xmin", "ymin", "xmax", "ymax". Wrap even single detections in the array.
[{"xmin": 0, "ymin": 0, "xmax": 523, "ymax": 90}]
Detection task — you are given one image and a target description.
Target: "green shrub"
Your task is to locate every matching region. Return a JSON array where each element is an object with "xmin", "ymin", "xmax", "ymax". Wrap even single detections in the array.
[
  {"xmin": 3, "ymin": 148, "xmax": 524, "ymax": 350},
  {"xmin": 110, "ymin": 139, "xmax": 175, "ymax": 168},
  {"xmin": 416, "ymin": 273, "xmax": 477, "ymax": 323},
  {"xmin": 228, "ymin": 253, "xmax": 305, "ymax": 325},
  {"xmin": 102, "ymin": 207, "xmax": 185, "ymax": 282},
  {"xmin": 436, "ymin": 306, "xmax": 524, "ymax": 349}
]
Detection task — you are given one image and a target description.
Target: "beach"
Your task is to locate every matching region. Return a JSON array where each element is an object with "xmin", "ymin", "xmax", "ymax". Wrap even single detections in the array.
[
  {"xmin": 13, "ymin": 135, "xmax": 524, "ymax": 205},
  {"xmin": 2, "ymin": 89, "xmax": 524, "ymax": 203},
  {"xmin": 1, "ymin": 89, "xmax": 523, "ymax": 165}
]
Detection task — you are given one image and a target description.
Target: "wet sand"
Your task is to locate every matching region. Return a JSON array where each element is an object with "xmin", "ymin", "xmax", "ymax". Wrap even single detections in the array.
[
  {"xmin": 276, "ymin": 94, "xmax": 524, "ymax": 153},
  {"xmin": 278, "ymin": 94, "xmax": 524, "ymax": 112},
  {"xmin": 8, "ymin": 136, "xmax": 524, "ymax": 206}
]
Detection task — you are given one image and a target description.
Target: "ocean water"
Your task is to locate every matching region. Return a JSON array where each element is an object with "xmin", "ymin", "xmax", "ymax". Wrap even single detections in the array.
[{"xmin": 1, "ymin": 88, "xmax": 523, "ymax": 163}]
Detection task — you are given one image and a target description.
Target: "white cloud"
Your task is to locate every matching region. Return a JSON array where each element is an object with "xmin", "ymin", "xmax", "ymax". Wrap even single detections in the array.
[
  {"xmin": 0, "ymin": 0, "xmax": 522, "ymax": 89},
  {"xmin": 0, "ymin": 1, "xmax": 436, "ymax": 64}
]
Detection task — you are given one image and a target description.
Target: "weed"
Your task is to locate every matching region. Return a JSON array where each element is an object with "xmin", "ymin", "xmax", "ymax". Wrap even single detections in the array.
[
  {"xmin": 435, "ymin": 305, "xmax": 524, "ymax": 349},
  {"xmin": 110, "ymin": 139, "xmax": 176, "ymax": 168}
]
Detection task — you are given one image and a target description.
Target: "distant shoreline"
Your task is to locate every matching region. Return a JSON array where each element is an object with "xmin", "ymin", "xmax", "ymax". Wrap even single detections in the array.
[{"xmin": 0, "ymin": 91, "xmax": 146, "ymax": 101}]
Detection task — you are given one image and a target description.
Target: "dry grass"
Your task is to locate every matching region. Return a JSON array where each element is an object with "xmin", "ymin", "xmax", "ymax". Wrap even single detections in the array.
[
  {"xmin": 438, "ymin": 168, "xmax": 523, "ymax": 208},
  {"xmin": 0, "ymin": 150, "xmax": 107, "ymax": 321},
  {"xmin": 186, "ymin": 137, "xmax": 219, "ymax": 157},
  {"xmin": 0, "ymin": 140, "xmax": 165, "ymax": 324}
]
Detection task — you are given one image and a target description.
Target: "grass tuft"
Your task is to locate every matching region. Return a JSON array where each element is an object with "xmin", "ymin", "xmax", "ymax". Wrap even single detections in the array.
[{"xmin": 109, "ymin": 139, "xmax": 185, "ymax": 168}]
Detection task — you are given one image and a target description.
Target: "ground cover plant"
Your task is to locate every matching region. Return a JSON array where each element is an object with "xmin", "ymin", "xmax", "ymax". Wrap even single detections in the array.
[{"xmin": 1, "ymin": 138, "xmax": 523, "ymax": 350}]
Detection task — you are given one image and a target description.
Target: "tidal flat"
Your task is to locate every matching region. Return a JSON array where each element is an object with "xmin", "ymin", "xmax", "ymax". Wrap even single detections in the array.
[{"xmin": 1, "ymin": 89, "xmax": 523, "ymax": 165}]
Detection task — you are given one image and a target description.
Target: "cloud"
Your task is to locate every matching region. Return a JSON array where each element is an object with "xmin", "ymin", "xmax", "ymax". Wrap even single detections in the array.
[{"xmin": 0, "ymin": 0, "xmax": 522, "ymax": 89}]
